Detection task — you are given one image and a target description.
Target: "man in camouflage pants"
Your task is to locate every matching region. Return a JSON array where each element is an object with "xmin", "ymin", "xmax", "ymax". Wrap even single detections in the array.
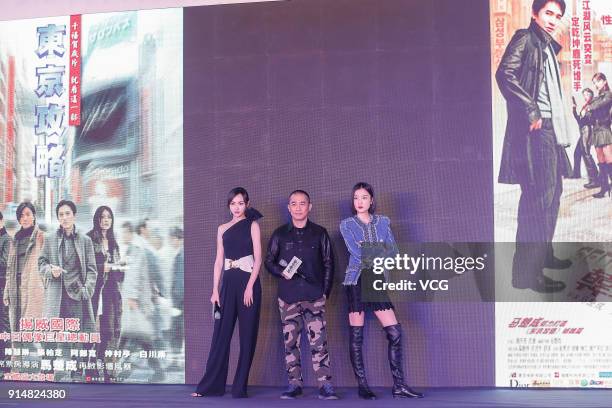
[
  {"xmin": 265, "ymin": 190, "xmax": 337, "ymax": 400},
  {"xmin": 279, "ymin": 296, "xmax": 330, "ymax": 386}
]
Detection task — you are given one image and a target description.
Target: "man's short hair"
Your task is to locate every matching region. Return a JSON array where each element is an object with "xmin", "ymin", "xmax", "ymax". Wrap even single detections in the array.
[
  {"xmin": 582, "ymin": 88, "xmax": 594, "ymax": 98},
  {"xmin": 532, "ymin": 0, "xmax": 566, "ymax": 16},
  {"xmin": 56, "ymin": 200, "xmax": 77, "ymax": 217},
  {"xmin": 16, "ymin": 202, "xmax": 36, "ymax": 221},
  {"xmin": 0, "ymin": 211, "xmax": 3, "ymax": 221},
  {"xmin": 289, "ymin": 189, "xmax": 311, "ymax": 203},
  {"xmin": 136, "ymin": 219, "xmax": 149, "ymax": 235},
  {"xmin": 122, "ymin": 221, "xmax": 134, "ymax": 233},
  {"xmin": 169, "ymin": 227, "xmax": 183, "ymax": 240}
]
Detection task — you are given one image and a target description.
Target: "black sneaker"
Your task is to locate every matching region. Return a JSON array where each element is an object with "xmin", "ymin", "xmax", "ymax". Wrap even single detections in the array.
[
  {"xmin": 318, "ymin": 383, "xmax": 339, "ymax": 400},
  {"xmin": 280, "ymin": 384, "xmax": 303, "ymax": 399}
]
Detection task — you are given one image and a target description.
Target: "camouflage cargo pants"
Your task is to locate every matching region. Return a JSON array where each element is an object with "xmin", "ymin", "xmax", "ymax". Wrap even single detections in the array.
[{"xmin": 278, "ymin": 296, "xmax": 332, "ymax": 387}]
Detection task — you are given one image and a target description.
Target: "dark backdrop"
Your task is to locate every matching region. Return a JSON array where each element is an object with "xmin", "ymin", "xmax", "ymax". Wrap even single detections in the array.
[{"xmin": 184, "ymin": 0, "xmax": 494, "ymax": 387}]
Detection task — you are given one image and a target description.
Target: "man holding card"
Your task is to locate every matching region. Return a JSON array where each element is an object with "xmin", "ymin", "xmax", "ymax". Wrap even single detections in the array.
[{"xmin": 265, "ymin": 190, "xmax": 337, "ymax": 400}]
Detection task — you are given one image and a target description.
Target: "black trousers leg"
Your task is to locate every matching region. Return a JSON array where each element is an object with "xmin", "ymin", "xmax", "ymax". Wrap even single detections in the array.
[
  {"xmin": 231, "ymin": 278, "xmax": 261, "ymax": 397},
  {"xmin": 513, "ymin": 119, "xmax": 563, "ymax": 283},
  {"xmin": 545, "ymin": 160, "xmax": 563, "ymax": 261},
  {"xmin": 572, "ymin": 141, "xmax": 582, "ymax": 177},
  {"xmin": 195, "ymin": 271, "xmax": 238, "ymax": 396},
  {"xmin": 91, "ymin": 273, "xmax": 104, "ymax": 318},
  {"xmin": 582, "ymin": 133, "xmax": 599, "ymax": 181}
]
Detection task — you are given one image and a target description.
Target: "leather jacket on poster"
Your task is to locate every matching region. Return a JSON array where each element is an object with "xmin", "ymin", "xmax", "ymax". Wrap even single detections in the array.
[
  {"xmin": 496, "ymin": 20, "xmax": 562, "ymax": 185},
  {"xmin": 265, "ymin": 220, "xmax": 334, "ymax": 304},
  {"xmin": 585, "ymin": 90, "xmax": 612, "ymax": 146},
  {"xmin": 573, "ymin": 104, "xmax": 592, "ymax": 144}
]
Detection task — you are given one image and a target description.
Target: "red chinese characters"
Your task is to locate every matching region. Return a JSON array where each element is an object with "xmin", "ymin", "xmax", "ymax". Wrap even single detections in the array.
[
  {"xmin": 68, "ymin": 15, "xmax": 81, "ymax": 125},
  {"xmin": 575, "ymin": 268, "xmax": 612, "ymax": 299},
  {"xmin": 582, "ymin": 0, "xmax": 592, "ymax": 65},
  {"xmin": 570, "ymin": 16, "xmax": 581, "ymax": 91}
]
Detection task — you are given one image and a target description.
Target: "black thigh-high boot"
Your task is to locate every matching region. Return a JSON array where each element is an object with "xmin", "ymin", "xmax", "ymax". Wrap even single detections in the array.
[
  {"xmin": 592, "ymin": 163, "xmax": 610, "ymax": 198},
  {"xmin": 383, "ymin": 324, "xmax": 424, "ymax": 399},
  {"xmin": 349, "ymin": 326, "xmax": 376, "ymax": 400}
]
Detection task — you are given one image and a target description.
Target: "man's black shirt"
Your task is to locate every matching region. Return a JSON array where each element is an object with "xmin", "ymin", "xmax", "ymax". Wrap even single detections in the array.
[{"xmin": 265, "ymin": 220, "xmax": 334, "ymax": 304}]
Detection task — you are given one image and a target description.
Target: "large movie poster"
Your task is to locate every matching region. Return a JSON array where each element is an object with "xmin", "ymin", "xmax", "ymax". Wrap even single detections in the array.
[
  {"xmin": 0, "ymin": 8, "xmax": 184, "ymax": 383},
  {"xmin": 491, "ymin": 0, "xmax": 612, "ymax": 388}
]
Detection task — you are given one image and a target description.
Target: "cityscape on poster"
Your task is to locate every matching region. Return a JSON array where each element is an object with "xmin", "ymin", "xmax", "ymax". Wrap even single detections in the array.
[{"xmin": 0, "ymin": 8, "xmax": 184, "ymax": 383}]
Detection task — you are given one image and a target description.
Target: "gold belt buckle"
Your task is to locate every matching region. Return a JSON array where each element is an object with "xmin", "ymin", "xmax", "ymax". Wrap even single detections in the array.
[{"xmin": 229, "ymin": 259, "xmax": 237, "ymax": 269}]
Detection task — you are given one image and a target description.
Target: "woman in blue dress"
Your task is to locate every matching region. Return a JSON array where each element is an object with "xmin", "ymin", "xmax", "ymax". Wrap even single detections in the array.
[
  {"xmin": 340, "ymin": 182, "xmax": 423, "ymax": 400},
  {"xmin": 192, "ymin": 187, "xmax": 262, "ymax": 398}
]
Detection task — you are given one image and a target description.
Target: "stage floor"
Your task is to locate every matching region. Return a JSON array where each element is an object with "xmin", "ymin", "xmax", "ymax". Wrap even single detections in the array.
[{"xmin": 0, "ymin": 384, "xmax": 610, "ymax": 407}]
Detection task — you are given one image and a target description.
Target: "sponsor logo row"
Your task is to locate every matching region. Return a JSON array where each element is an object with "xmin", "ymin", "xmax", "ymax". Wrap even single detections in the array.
[{"xmin": 509, "ymin": 378, "xmax": 612, "ymax": 388}]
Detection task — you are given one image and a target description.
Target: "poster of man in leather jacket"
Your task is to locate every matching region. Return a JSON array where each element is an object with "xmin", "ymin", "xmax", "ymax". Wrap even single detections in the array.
[
  {"xmin": 491, "ymin": 0, "xmax": 612, "ymax": 390},
  {"xmin": 491, "ymin": 0, "xmax": 612, "ymax": 297}
]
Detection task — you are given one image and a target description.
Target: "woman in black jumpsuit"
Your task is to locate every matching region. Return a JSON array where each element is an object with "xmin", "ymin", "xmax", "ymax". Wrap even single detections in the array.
[{"xmin": 192, "ymin": 187, "xmax": 262, "ymax": 398}]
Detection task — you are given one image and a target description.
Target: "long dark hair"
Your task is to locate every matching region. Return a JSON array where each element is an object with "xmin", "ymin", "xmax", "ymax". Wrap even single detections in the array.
[{"xmin": 87, "ymin": 206, "xmax": 119, "ymax": 253}]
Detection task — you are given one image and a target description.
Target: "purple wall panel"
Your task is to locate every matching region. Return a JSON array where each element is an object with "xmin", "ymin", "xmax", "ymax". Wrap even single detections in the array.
[{"xmin": 184, "ymin": 0, "xmax": 494, "ymax": 387}]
